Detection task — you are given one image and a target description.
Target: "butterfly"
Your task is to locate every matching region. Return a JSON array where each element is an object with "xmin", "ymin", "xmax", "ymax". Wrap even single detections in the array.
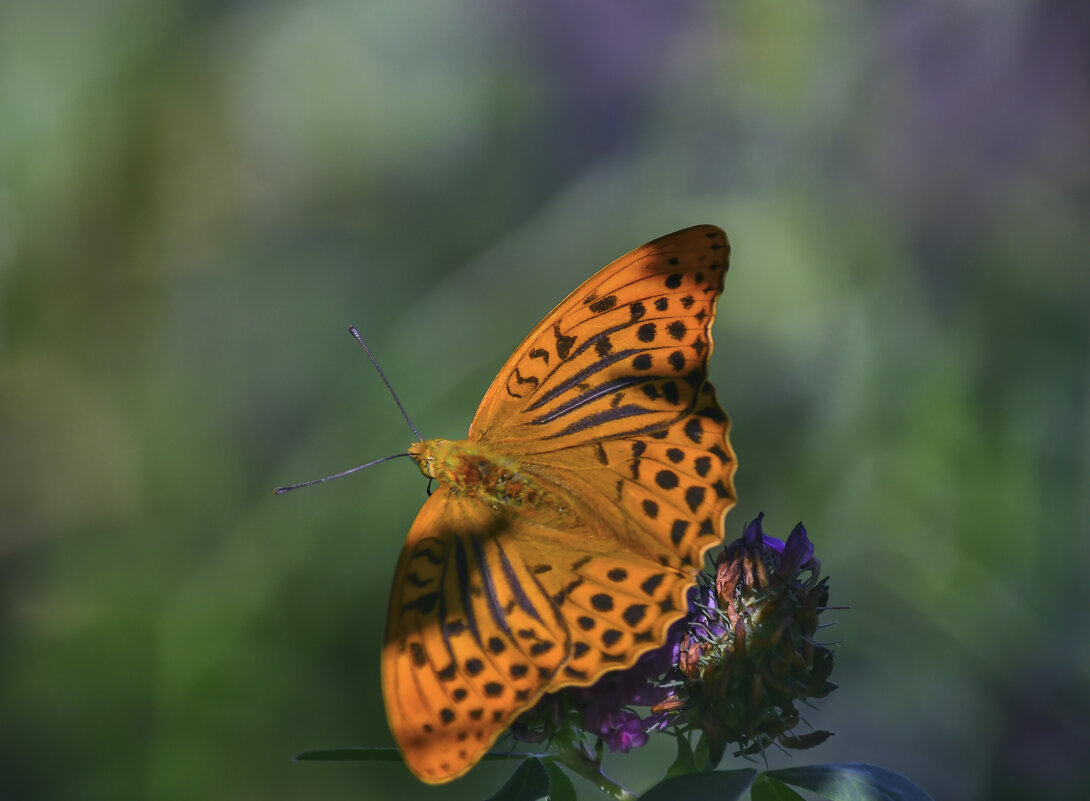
[{"xmin": 384, "ymin": 225, "xmax": 737, "ymax": 782}]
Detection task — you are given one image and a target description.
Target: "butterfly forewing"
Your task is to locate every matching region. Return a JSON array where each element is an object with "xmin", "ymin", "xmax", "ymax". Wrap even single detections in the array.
[{"xmin": 468, "ymin": 225, "xmax": 729, "ymax": 452}]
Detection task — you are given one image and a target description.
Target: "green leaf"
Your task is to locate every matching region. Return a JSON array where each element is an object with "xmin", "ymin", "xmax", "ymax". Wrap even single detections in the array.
[
  {"xmin": 640, "ymin": 768, "xmax": 758, "ymax": 801},
  {"xmin": 664, "ymin": 732, "xmax": 698, "ymax": 779},
  {"xmin": 751, "ymin": 774, "xmax": 808, "ymax": 801},
  {"xmin": 766, "ymin": 763, "xmax": 934, "ymax": 801},
  {"xmin": 544, "ymin": 762, "xmax": 578, "ymax": 801},
  {"xmin": 485, "ymin": 757, "xmax": 551, "ymax": 801}
]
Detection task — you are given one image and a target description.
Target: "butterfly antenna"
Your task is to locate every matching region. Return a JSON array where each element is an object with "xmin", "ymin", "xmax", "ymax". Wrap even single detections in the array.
[
  {"xmin": 349, "ymin": 326, "xmax": 423, "ymax": 442},
  {"xmin": 273, "ymin": 453, "xmax": 411, "ymax": 494}
]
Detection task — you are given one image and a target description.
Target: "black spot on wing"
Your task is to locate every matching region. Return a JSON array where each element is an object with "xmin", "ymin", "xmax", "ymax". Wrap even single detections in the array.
[
  {"xmin": 623, "ymin": 604, "xmax": 647, "ymax": 626},
  {"xmin": 553, "ymin": 323, "xmax": 575, "ymax": 360},
  {"xmin": 591, "ymin": 594, "xmax": 614, "ymax": 612},
  {"xmin": 655, "ymin": 469, "xmax": 679, "ymax": 489},
  {"xmin": 684, "ymin": 486, "xmax": 706, "ymax": 513},
  {"xmin": 507, "ymin": 368, "xmax": 540, "ymax": 399},
  {"xmin": 684, "ymin": 418, "xmax": 703, "ymax": 443},
  {"xmin": 641, "ymin": 574, "xmax": 664, "ymax": 595},
  {"xmin": 662, "ymin": 381, "xmax": 679, "ymax": 405},
  {"xmin": 401, "ymin": 592, "xmax": 438, "ymax": 619},
  {"xmin": 410, "ymin": 642, "xmax": 427, "ymax": 666},
  {"xmin": 588, "ymin": 295, "xmax": 618, "ymax": 313},
  {"xmin": 709, "ymin": 444, "xmax": 731, "ymax": 463}
]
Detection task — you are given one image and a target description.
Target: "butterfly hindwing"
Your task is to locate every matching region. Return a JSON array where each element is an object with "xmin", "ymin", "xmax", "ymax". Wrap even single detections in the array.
[
  {"xmin": 517, "ymin": 383, "xmax": 736, "ymax": 683},
  {"xmin": 382, "ymin": 489, "xmax": 571, "ymax": 784}
]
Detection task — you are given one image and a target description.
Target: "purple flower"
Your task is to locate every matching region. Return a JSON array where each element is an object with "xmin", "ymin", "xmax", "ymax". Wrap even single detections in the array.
[
  {"xmin": 677, "ymin": 515, "xmax": 837, "ymax": 761},
  {"xmin": 604, "ymin": 713, "xmax": 649, "ymax": 753}
]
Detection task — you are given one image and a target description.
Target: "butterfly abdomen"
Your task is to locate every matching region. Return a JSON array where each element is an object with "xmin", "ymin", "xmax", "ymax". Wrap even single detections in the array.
[{"xmin": 409, "ymin": 438, "xmax": 562, "ymax": 513}]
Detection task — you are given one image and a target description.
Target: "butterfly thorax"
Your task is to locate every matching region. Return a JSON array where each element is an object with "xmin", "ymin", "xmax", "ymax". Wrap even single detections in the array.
[{"xmin": 408, "ymin": 438, "xmax": 559, "ymax": 513}]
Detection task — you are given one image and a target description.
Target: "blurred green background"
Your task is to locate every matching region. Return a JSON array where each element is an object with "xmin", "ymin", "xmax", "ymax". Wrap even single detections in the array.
[{"xmin": 2, "ymin": 1, "xmax": 1088, "ymax": 799}]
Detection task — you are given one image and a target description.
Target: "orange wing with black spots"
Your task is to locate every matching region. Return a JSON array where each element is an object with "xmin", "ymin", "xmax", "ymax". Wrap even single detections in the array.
[
  {"xmin": 469, "ymin": 225, "xmax": 729, "ymax": 452},
  {"xmin": 382, "ymin": 226, "xmax": 737, "ymax": 783}
]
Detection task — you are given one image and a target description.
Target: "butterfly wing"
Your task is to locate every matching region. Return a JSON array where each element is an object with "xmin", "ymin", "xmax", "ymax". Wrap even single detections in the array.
[
  {"xmin": 382, "ymin": 487, "xmax": 573, "ymax": 783},
  {"xmin": 468, "ymin": 225, "xmax": 729, "ymax": 452}
]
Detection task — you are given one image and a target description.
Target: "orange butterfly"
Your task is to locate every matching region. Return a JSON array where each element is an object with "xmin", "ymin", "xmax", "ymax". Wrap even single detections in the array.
[{"xmin": 385, "ymin": 225, "xmax": 737, "ymax": 782}]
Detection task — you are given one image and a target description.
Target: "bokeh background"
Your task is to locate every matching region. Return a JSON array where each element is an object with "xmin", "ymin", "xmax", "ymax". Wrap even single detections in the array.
[{"xmin": 2, "ymin": 1, "xmax": 1088, "ymax": 799}]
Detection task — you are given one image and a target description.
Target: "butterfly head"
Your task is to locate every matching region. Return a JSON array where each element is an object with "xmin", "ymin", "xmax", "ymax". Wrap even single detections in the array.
[{"xmin": 407, "ymin": 438, "xmax": 450, "ymax": 480}]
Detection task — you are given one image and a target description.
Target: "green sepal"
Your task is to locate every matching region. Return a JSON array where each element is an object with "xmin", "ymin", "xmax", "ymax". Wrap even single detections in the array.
[{"xmin": 664, "ymin": 731, "xmax": 699, "ymax": 780}]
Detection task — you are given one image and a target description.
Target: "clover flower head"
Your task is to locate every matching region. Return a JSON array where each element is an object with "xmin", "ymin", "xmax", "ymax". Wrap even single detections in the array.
[{"xmin": 673, "ymin": 514, "xmax": 837, "ymax": 761}]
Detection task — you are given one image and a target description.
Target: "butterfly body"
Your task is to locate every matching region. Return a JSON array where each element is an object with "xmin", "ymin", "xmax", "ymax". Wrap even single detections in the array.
[
  {"xmin": 383, "ymin": 225, "xmax": 737, "ymax": 783},
  {"xmin": 409, "ymin": 438, "xmax": 563, "ymax": 513}
]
